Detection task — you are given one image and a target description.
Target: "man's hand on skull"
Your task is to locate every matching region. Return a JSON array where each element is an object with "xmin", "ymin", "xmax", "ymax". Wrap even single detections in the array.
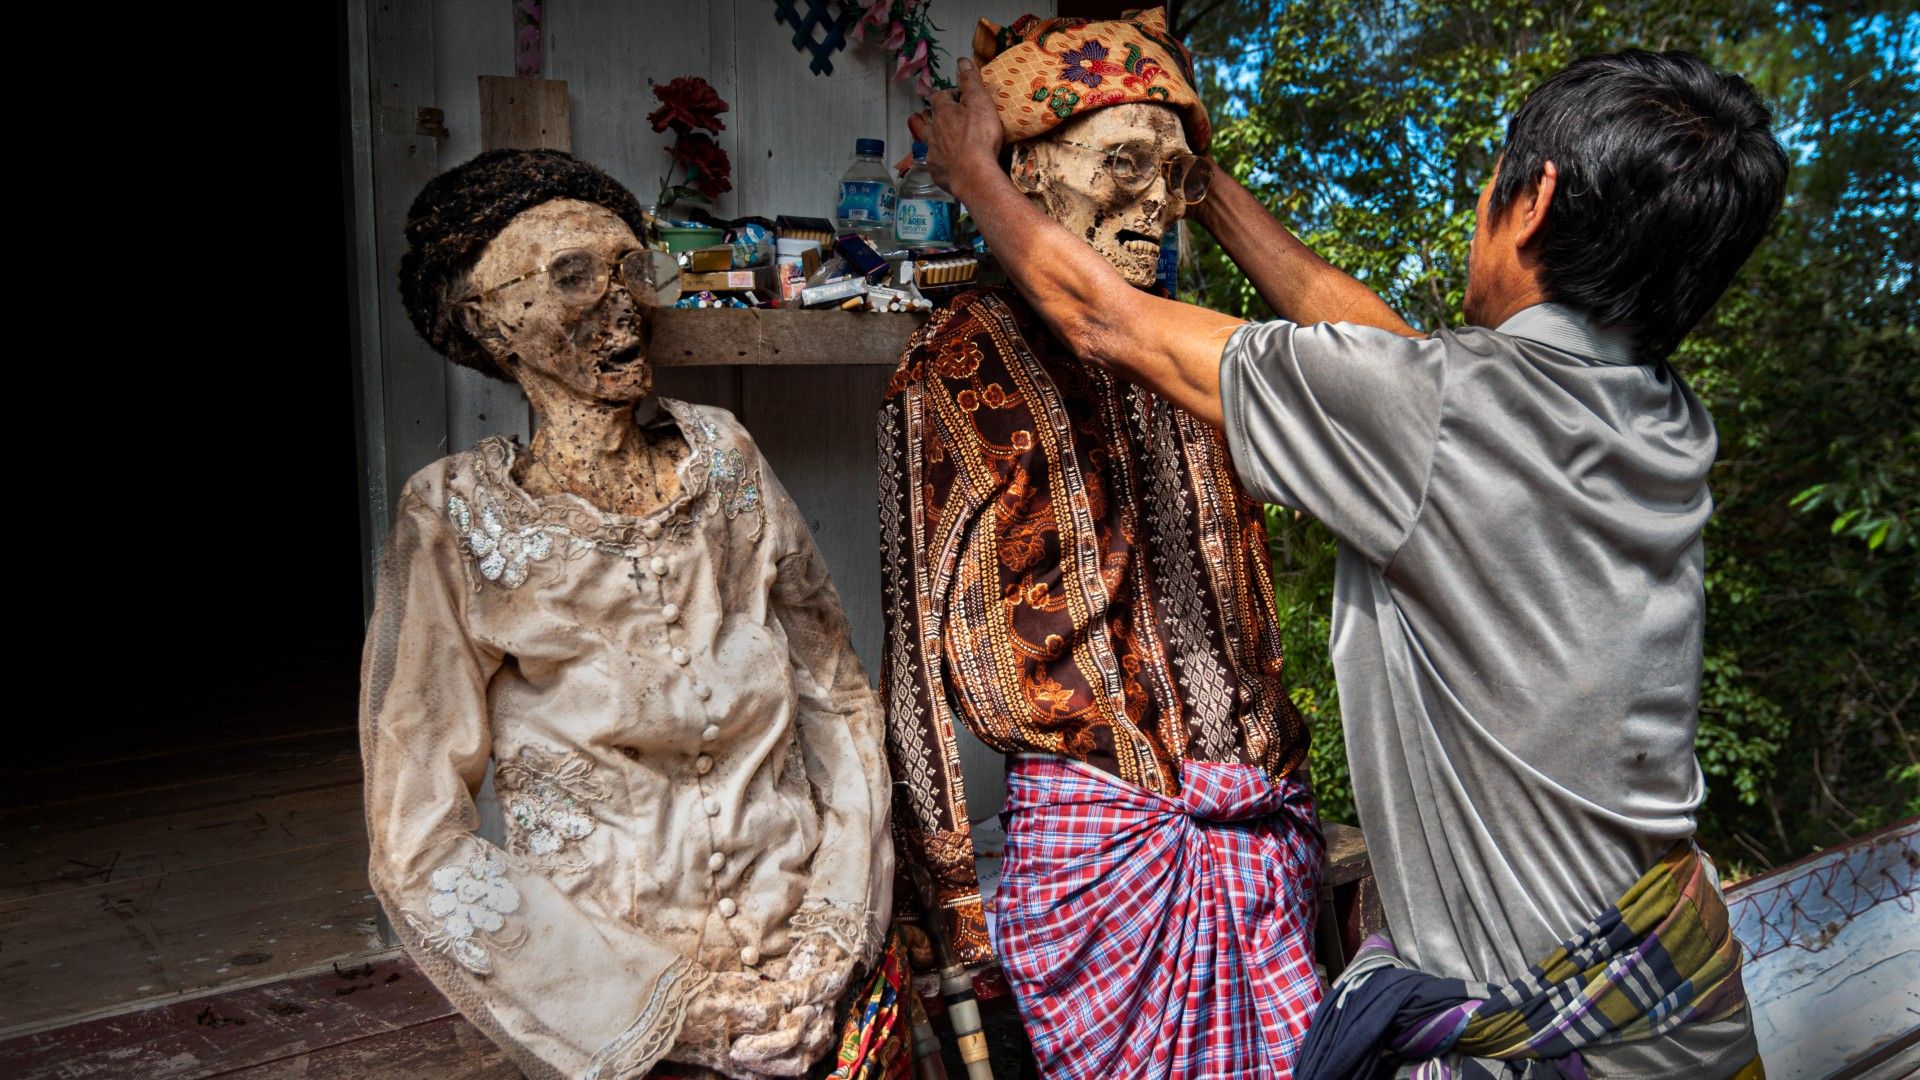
[{"xmin": 924, "ymin": 58, "xmax": 1004, "ymax": 197}]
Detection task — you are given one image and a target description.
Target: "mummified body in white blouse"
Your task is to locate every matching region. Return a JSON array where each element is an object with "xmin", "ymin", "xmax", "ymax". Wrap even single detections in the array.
[
  {"xmin": 363, "ymin": 404, "xmax": 891, "ymax": 1078},
  {"xmin": 371, "ymin": 151, "xmax": 891, "ymax": 1080}
]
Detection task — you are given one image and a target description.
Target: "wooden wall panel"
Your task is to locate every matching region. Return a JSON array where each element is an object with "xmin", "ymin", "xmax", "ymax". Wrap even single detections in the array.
[{"xmin": 364, "ymin": 0, "xmax": 445, "ymax": 549}]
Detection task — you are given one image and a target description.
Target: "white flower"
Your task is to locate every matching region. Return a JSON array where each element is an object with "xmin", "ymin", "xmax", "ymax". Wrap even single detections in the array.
[
  {"xmin": 457, "ymin": 496, "xmax": 555, "ymax": 588},
  {"xmin": 423, "ymin": 850, "xmax": 521, "ymax": 972},
  {"xmin": 498, "ymin": 747, "xmax": 606, "ymax": 862},
  {"xmin": 506, "ymin": 789, "xmax": 595, "ymax": 855}
]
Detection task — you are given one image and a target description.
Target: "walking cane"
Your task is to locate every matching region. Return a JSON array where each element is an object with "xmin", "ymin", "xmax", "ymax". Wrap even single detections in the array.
[
  {"xmin": 905, "ymin": 979, "xmax": 950, "ymax": 1080},
  {"xmin": 908, "ymin": 865, "xmax": 995, "ymax": 1080}
]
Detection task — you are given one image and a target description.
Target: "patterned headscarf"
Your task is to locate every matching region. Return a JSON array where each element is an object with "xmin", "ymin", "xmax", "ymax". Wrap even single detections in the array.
[{"xmin": 972, "ymin": 7, "xmax": 1211, "ymax": 153}]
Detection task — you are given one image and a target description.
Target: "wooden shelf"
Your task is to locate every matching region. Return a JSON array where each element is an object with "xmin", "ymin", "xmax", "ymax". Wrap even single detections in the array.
[{"xmin": 649, "ymin": 307, "xmax": 927, "ymax": 367}]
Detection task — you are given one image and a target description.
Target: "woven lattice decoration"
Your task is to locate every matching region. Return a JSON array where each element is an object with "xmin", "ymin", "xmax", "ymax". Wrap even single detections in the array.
[{"xmin": 773, "ymin": 0, "xmax": 855, "ymax": 76}]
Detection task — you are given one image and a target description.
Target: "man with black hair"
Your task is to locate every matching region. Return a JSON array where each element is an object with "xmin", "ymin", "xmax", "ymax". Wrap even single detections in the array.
[{"xmin": 923, "ymin": 47, "xmax": 1785, "ymax": 1078}]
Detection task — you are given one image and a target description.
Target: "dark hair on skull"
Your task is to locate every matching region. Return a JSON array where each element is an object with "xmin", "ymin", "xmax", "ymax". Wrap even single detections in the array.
[{"xmin": 399, "ymin": 149, "xmax": 651, "ymax": 380}]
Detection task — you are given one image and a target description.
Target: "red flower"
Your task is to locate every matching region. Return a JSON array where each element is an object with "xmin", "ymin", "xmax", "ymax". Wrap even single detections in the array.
[
  {"xmin": 670, "ymin": 132, "xmax": 732, "ymax": 197},
  {"xmin": 647, "ymin": 76, "xmax": 728, "ymax": 134}
]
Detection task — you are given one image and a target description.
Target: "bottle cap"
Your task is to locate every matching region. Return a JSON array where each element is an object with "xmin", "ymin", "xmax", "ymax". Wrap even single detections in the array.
[
  {"xmin": 912, "ymin": 141, "xmax": 928, "ymax": 159},
  {"xmin": 856, "ymin": 138, "xmax": 885, "ymax": 156}
]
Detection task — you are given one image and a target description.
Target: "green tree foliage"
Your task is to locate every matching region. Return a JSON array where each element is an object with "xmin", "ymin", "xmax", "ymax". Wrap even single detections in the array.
[{"xmin": 1172, "ymin": 0, "xmax": 1918, "ymax": 865}]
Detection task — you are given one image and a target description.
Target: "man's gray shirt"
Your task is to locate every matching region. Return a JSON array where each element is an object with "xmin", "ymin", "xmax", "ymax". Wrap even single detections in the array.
[{"xmin": 1220, "ymin": 304, "xmax": 1755, "ymax": 1077}]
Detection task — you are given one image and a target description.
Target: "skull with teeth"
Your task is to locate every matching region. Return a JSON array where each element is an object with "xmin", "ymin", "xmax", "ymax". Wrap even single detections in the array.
[
  {"xmin": 456, "ymin": 198, "xmax": 658, "ymax": 405},
  {"xmin": 448, "ymin": 195, "xmax": 691, "ymax": 518},
  {"xmin": 1011, "ymin": 102, "xmax": 1194, "ymax": 288}
]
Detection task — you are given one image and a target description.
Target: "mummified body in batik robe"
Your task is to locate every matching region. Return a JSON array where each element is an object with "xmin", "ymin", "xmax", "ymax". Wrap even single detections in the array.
[{"xmin": 879, "ymin": 284, "xmax": 1324, "ymax": 1078}]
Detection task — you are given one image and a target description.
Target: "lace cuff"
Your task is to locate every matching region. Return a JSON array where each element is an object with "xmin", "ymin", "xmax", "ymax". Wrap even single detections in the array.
[
  {"xmin": 584, "ymin": 957, "xmax": 714, "ymax": 1080},
  {"xmin": 791, "ymin": 898, "xmax": 879, "ymax": 965}
]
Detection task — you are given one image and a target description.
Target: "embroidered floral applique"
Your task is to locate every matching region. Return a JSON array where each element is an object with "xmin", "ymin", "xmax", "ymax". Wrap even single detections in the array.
[
  {"xmin": 409, "ymin": 848, "xmax": 525, "ymax": 975},
  {"xmin": 449, "ymin": 493, "xmax": 557, "ymax": 589},
  {"xmin": 496, "ymin": 747, "xmax": 608, "ymax": 868},
  {"xmin": 687, "ymin": 416, "xmax": 764, "ymax": 522}
]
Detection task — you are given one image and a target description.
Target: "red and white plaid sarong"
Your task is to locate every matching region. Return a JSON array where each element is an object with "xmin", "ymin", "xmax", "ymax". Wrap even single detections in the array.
[{"xmin": 992, "ymin": 755, "xmax": 1325, "ymax": 1079}]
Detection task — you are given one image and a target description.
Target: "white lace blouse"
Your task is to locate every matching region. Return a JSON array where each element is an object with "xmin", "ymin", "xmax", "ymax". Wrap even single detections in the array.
[{"xmin": 359, "ymin": 398, "xmax": 892, "ymax": 1080}]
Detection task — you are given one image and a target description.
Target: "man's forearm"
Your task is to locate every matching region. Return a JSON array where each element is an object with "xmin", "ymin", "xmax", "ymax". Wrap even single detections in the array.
[
  {"xmin": 946, "ymin": 158, "xmax": 1130, "ymax": 355},
  {"xmin": 1196, "ymin": 171, "xmax": 1420, "ymax": 337}
]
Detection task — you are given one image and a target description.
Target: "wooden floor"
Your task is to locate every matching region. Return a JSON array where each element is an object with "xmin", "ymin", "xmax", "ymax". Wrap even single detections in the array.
[
  {"xmin": 0, "ymin": 951, "xmax": 519, "ymax": 1079},
  {"xmin": 0, "ymin": 666, "xmax": 385, "ymax": 1036}
]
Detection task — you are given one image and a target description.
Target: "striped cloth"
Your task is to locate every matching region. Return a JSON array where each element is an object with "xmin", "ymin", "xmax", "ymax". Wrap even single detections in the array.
[
  {"xmin": 1296, "ymin": 843, "xmax": 1756, "ymax": 1080},
  {"xmin": 991, "ymin": 755, "xmax": 1325, "ymax": 1079}
]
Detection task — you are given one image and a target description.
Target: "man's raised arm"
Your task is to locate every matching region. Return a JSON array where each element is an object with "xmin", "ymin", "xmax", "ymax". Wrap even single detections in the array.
[
  {"xmin": 1191, "ymin": 170, "xmax": 1419, "ymax": 336},
  {"xmin": 926, "ymin": 59, "xmax": 1418, "ymax": 428}
]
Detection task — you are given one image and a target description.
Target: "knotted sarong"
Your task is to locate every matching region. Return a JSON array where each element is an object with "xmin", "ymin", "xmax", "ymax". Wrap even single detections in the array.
[
  {"xmin": 1295, "ymin": 843, "xmax": 1756, "ymax": 1080},
  {"xmin": 992, "ymin": 755, "xmax": 1325, "ymax": 1079}
]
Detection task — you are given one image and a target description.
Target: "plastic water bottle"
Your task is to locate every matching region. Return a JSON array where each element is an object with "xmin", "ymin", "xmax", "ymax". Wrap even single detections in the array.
[
  {"xmin": 894, "ymin": 142, "xmax": 956, "ymax": 252},
  {"xmin": 836, "ymin": 138, "xmax": 896, "ymax": 249}
]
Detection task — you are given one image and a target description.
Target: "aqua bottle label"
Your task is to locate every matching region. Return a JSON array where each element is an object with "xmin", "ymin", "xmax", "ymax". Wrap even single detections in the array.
[
  {"xmin": 895, "ymin": 198, "xmax": 953, "ymax": 244},
  {"xmin": 838, "ymin": 180, "xmax": 896, "ymax": 224}
]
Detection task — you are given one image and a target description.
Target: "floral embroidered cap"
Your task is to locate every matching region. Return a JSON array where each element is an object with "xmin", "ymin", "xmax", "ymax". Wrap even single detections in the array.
[{"xmin": 972, "ymin": 6, "xmax": 1211, "ymax": 153}]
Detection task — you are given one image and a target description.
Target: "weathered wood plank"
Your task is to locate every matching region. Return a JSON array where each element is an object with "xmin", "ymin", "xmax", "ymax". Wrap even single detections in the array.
[
  {"xmin": 744, "ymin": 365, "xmax": 896, "ymax": 679},
  {"xmin": 0, "ymin": 838, "xmax": 377, "ymax": 1030},
  {"xmin": 431, "ymin": 0, "xmax": 533, "ymax": 465},
  {"xmin": 478, "ymin": 76, "xmax": 570, "ymax": 152},
  {"xmin": 728, "ymin": 0, "xmax": 893, "ymax": 222},
  {"xmin": 366, "ymin": 0, "xmax": 451, "ymax": 533},
  {"xmin": 1323, "ymin": 822, "xmax": 1368, "ymax": 887},
  {"xmin": 546, "ymin": 1, "xmax": 720, "ymax": 212},
  {"xmin": 652, "ymin": 308, "xmax": 922, "ymax": 367},
  {"xmin": 346, "ymin": 0, "xmax": 391, "ymax": 600},
  {"xmin": 0, "ymin": 951, "xmax": 457, "ymax": 1079},
  {"xmin": 219, "ymin": 1013, "xmax": 522, "ymax": 1079},
  {"xmin": 3, "ymin": 776, "xmax": 364, "ymax": 903}
]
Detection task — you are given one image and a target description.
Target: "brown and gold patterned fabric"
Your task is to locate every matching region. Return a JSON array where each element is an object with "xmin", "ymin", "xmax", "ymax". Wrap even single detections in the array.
[{"xmin": 877, "ymin": 288, "xmax": 1308, "ymax": 963}]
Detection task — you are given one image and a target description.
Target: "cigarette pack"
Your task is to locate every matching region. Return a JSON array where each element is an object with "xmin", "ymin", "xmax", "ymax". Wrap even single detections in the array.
[
  {"xmin": 775, "ymin": 216, "xmax": 836, "ymax": 247},
  {"xmin": 681, "ymin": 267, "xmax": 780, "ymax": 293},
  {"xmin": 801, "ymin": 277, "xmax": 869, "ymax": 308},
  {"xmin": 687, "ymin": 245, "xmax": 734, "ymax": 273},
  {"xmin": 914, "ymin": 255, "xmax": 978, "ymax": 286},
  {"xmin": 834, "ymin": 233, "xmax": 892, "ymax": 284}
]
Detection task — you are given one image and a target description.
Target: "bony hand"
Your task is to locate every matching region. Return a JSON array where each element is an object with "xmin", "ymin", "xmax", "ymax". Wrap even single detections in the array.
[
  {"xmin": 666, "ymin": 936, "xmax": 855, "ymax": 1078},
  {"xmin": 727, "ymin": 999, "xmax": 836, "ymax": 1077},
  {"xmin": 669, "ymin": 969, "xmax": 827, "ymax": 1079},
  {"xmin": 923, "ymin": 57, "xmax": 1004, "ymax": 196},
  {"xmin": 723, "ymin": 933, "xmax": 854, "ymax": 1075},
  {"xmin": 771, "ymin": 932, "xmax": 855, "ymax": 1010}
]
